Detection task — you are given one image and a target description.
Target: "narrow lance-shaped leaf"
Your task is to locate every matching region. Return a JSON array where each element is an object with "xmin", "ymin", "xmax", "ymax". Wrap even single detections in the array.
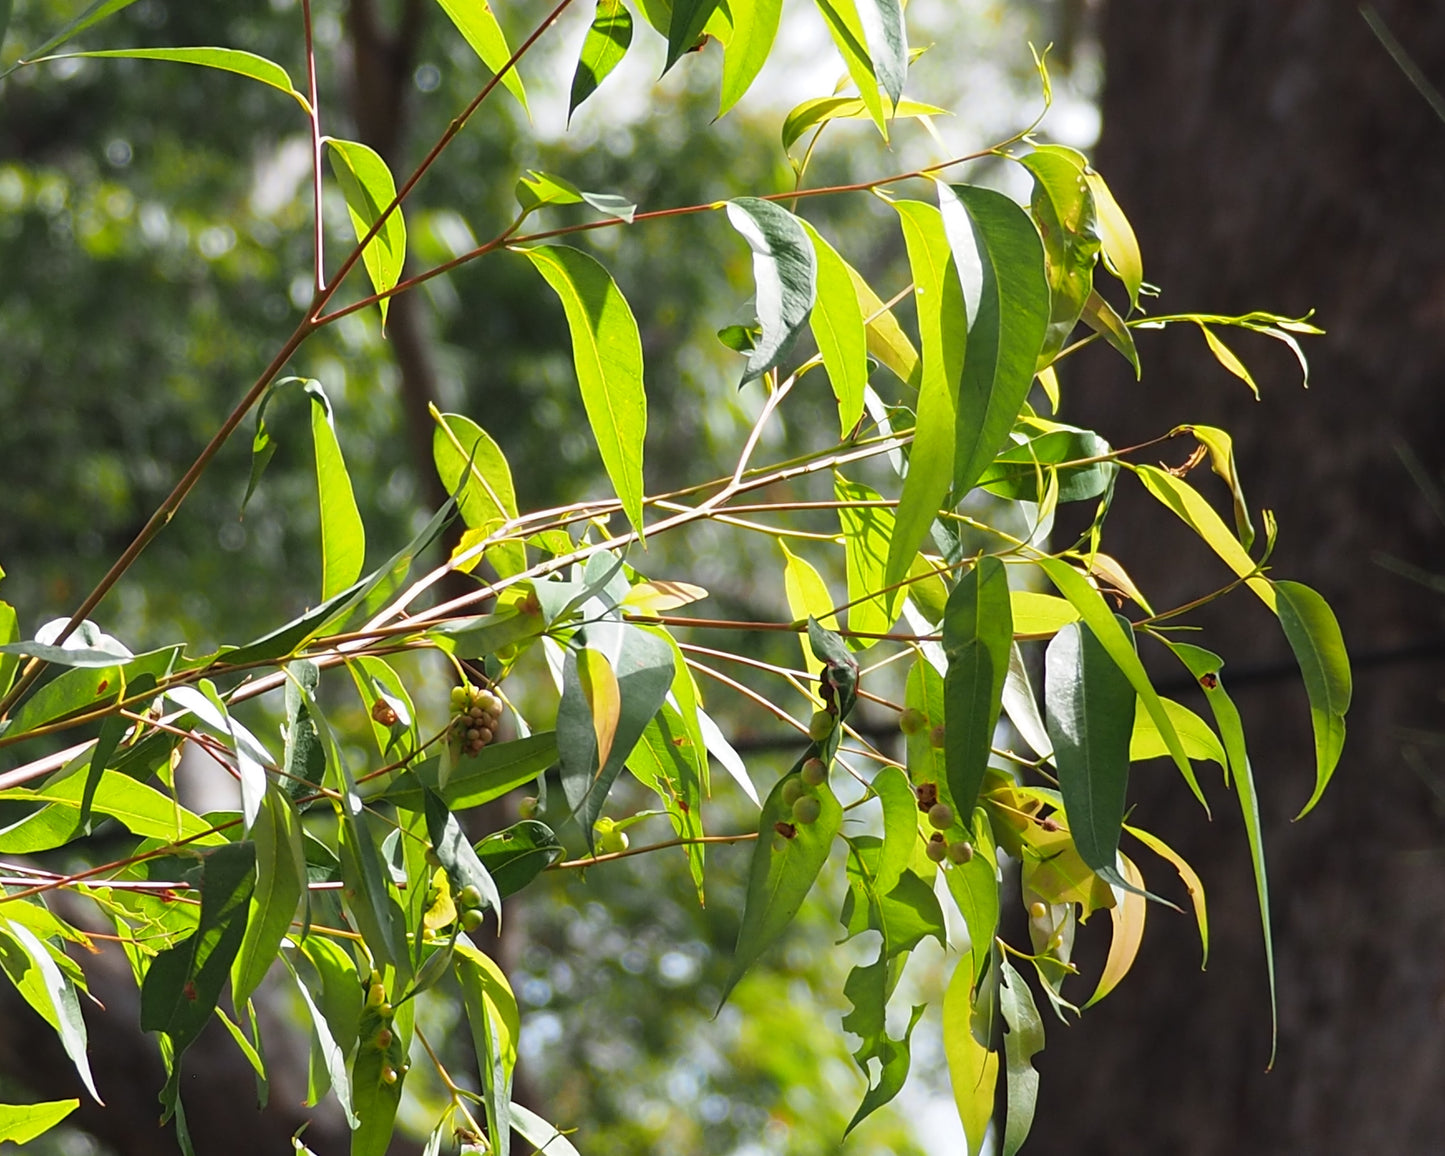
[
  {"xmin": 813, "ymin": 0, "xmax": 888, "ymax": 132},
  {"xmin": 1084, "ymin": 167, "xmax": 1143, "ymax": 311},
  {"xmin": 664, "ymin": 0, "xmax": 722, "ymax": 71},
  {"xmin": 520, "ymin": 245, "xmax": 647, "ymax": 535},
  {"xmin": 0, "ymin": 918, "xmax": 101, "ymax": 1103},
  {"xmin": 725, "ymin": 198, "xmax": 816, "ymax": 385},
  {"xmin": 854, "ymin": 0, "xmax": 907, "ymax": 108},
  {"xmin": 942, "ymin": 953, "xmax": 998, "ymax": 1154},
  {"xmin": 431, "ymin": 409, "xmax": 525, "ymax": 577},
  {"xmin": 1044, "ymin": 618, "xmax": 1136, "ymax": 883},
  {"xmin": 999, "ymin": 957, "xmax": 1044, "ymax": 1156},
  {"xmin": 883, "ymin": 198, "xmax": 966, "ymax": 588},
  {"xmin": 2, "ymin": 0, "xmax": 139, "ymax": 76},
  {"xmin": 1082, "ymin": 850, "xmax": 1147, "ymax": 1009},
  {"xmin": 716, "ymin": 0, "xmax": 782, "ymax": 116},
  {"xmin": 1080, "ymin": 289, "xmax": 1141, "ymax": 377},
  {"xmin": 782, "ymin": 96, "xmax": 948, "ymax": 154},
  {"xmin": 433, "ymin": 0, "xmax": 529, "ymax": 113},
  {"xmin": 0, "ymin": 1099, "xmax": 80, "ymax": 1145},
  {"xmin": 942, "ymin": 556, "xmax": 1013, "ymax": 818},
  {"xmin": 35, "ymin": 48, "xmax": 310, "ymax": 112},
  {"xmin": 231, "ymin": 786, "xmax": 305, "ymax": 1008},
  {"xmin": 779, "ymin": 539, "xmax": 839, "ymax": 676},
  {"xmin": 836, "ymin": 475, "xmax": 901, "ymax": 639},
  {"xmin": 943, "ymin": 806, "xmax": 1000, "ymax": 988},
  {"xmin": 569, "ymin": 0, "xmax": 632, "ymax": 119},
  {"xmin": 941, "ymin": 183, "xmax": 1051, "ymax": 497},
  {"xmin": 801, "ymin": 221, "xmax": 868, "ymax": 436},
  {"xmin": 1274, "ymin": 580, "xmax": 1351, "ymax": 818},
  {"xmin": 326, "ymin": 139, "xmax": 406, "ymax": 327},
  {"xmin": 350, "ymin": 986, "xmax": 409, "ymax": 1156},
  {"xmin": 1020, "ymin": 144, "xmax": 1100, "ymax": 367},
  {"xmin": 1124, "ymin": 823, "xmax": 1207, "ymax": 966},
  {"xmin": 455, "ymin": 939, "xmax": 518, "ymax": 1156}
]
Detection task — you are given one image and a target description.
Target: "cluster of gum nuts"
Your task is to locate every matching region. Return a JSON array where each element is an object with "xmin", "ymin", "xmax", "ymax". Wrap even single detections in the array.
[
  {"xmin": 916, "ymin": 781, "xmax": 975, "ymax": 866},
  {"xmin": 449, "ymin": 682, "xmax": 504, "ymax": 757},
  {"xmin": 773, "ymin": 756, "xmax": 829, "ymax": 844},
  {"xmin": 363, "ymin": 974, "xmax": 409, "ymax": 1086}
]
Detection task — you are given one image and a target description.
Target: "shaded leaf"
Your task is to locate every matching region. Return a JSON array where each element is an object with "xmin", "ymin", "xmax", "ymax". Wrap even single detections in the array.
[
  {"xmin": 853, "ymin": 0, "xmax": 907, "ymax": 108},
  {"xmin": 1080, "ymin": 289, "xmax": 1140, "ymax": 377},
  {"xmin": 942, "ymin": 557, "xmax": 1012, "ymax": 818},
  {"xmin": 231, "ymin": 787, "xmax": 305, "ymax": 1007},
  {"xmin": 379, "ymin": 733, "xmax": 558, "ymax": 811},
  {"xmin": 520, "ymin": 245, "xmax": 647, "ymax": 535},
  {"xmin": 725, "ymin": 198, "xmax": 816, "ymax": 385},
  {"xmin": 475, "ymin": 820, "xmax": 564, "ymax": 899},
  {"xmin": 665, "ymin": 0, "xmax": 722, "ymax": 70},
  {"xmin": 455, "ymin": 940, "xmax": 518, "ymax": 1156},
  {"xmin": 350, "ymin": 989, "xmax": 408, "ymax": 1156},
  {"xmin": 999, "ymin": 956, "xmax": 1044, "ymax": 1156},
  {"xmin": 943, "ymin": 807, "xmax": 1000, "ymax": 987},
  {"xmin": 1274, "ymin": 580, "xmax": 1351, "ymax": 818},
  {"xmin": 425, "ymin": 790, "xmax": 502, "ymax": 926},
  {"xmin": 569, "ymin": 0, "xmax": 632, "ymax": 118}
]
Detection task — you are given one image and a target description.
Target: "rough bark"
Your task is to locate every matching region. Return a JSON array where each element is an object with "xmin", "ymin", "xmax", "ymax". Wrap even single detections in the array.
[{"xmin": 1028, "ymin": 4, "xmax": 1445, "ymax": 1153}]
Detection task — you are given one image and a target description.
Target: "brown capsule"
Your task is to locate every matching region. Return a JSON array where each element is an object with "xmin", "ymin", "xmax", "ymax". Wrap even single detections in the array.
[
  {"xmin": 375, "ymin": 1028, "xmax": 393, "ymax": 1050},
  {"xmin": 925, "ymin": 839, "xmax": 948, "ymax": 863},
  {"xmin": 1199, "ymin": 672, "xmax": 1219, "ymax": 690},
  {"xmin": 1039, "ymin": 816, "xmax": 1060, "ymax": 832},
  {"xmin": 929, "ymin": 724, "xmax": 946, "ymax": 748},
  {"xmin": 927, "ymin": 802, "xmax": 954, "ymax": 831},
  {"xmin": 371, "ymin": 700, "xmax": 399, "ymax": 727},
  {"xmin": 773, "ymin": 821, "xmax": 797, "ymax": 840},
  {"xmin": 465, "ymin": 727, "xmax": 481, "ymax": 742},
  {"xmin": 947, "ymin": 841, "xmax": 974, "ymax": 865},
  {"xmin": 916, "ymin": 782, "xmax": 939, "ymax": 812},
  {"xmin": 476, "ymin": 726, "xmax": 494, "ymax": 744}
]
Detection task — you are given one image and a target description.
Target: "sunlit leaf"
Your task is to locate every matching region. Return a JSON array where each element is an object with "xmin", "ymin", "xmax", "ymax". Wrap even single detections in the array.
[
  {"xmin": 379, "ymin": 734, "xmax": 558, "ymax": 811},
  {"xmin": 845, "ymin": 261, "xmax": 919, "ymax": 387},
  {"xmin": 716, "ymin": 0, "xmax": 782, "ymax": 115},
  {"xmin": 1124, "ymin": 823, "xmax": 1208, "ymax": 968},
  {"xmin": 432, "ymin": 409, "xmax": 525, "ymax": 577},
  {"xmin": 0, "ymin": 918, "xmax": 101, "ymax": 1103},
  {"xmin": 0, "ymin": 769, "xmax": 226, "ymax": 851},
  {"xmin": 1010, "ymin": 590, "xmax": 1079, "ymax": 636},
  {"xmin": 1020, "ymin": 144, "xmax": 1100, "ymax": 367},
  {"xmin": 1176, "ymin": 423, "xmax": 1255, "ymax": 551},
  {"xmin": 1197, "ymin": 321, "xmax": 1259, "ymax": 397},
  {"xmin": 1084, "ymin": 167, "xmax": 1142, "ymax": 311},
  {"xmin": 520, "ymin": 245, "xmax": 647, "ymax": 535},
  {"xmin": 0, "ymin": 1098, "xmax": 80, "ymax": 1144},
  {"xmin": 3, "ymin": 0, "xmax": 138, "ymax": 74},
  {"xmin": 943, "ymin": 807, "xmax": 1000, "ymax": 987},
  {"xmin": 813, "ymin": 0, "xmax": 887, "ymax": 132},
  {"xmin": 1274, "ymin": 580, "xmax": 1351, "ymax": 818},
  {"xmin": 433, "ymin": 0, "xmax": 528, "ymax": 112},
  {"xmin": 1082, "ymin": 852, "xmax": 1146, "ymax": 1008},
  {"xmin": 664, "ymin": 0, "xmax": 722, "ymax": 70},
  {"xmin": 326, "ymin": 139, "xmax": 406, "ymax": 327},
  {"xmin": 569, "ymin": 0, "xmax": 632, "ymax": 118},
  {"xmin": 943, "ymin": 954, "xmax": 998, "ymax": 1153},
  {"xmin": 835, "ymin": 475, "xmax": 901, "ymax": 640},
  {"xmin": 1079, "ymin": 289, "xmax": 1140, "ymax": 377},
  {"xmin": 725, "ymin": 198, "xmax": 816, "ymax": 385},
  {"xmin": 801, "ymin": 221, "xmax": 868, "ymax": 436},
  {"xmin": 782, "ymin": 96, "xmax": 944, "ymax": 152},
  {"xmin": 779, "ymin": 540, "xmax": 839, "ymax": 677},
  {"xmin": 350, "ymin": 985, "xmax": 409, "ymax": 1156},
  {"xmin": 1129, "ymin": 695, "xmax": 1227, "ymax": 772},
  {"xmin": 40, "ymin": 47, "xmax": 310, "ymax": 112},
  {"xmin": 456, "ymin": 939, "xmax": 519, "ymax": 1156}
]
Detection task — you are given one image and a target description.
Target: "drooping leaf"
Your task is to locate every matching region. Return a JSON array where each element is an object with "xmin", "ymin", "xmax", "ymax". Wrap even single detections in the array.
[
  {"xmin": 336, "ymin": 794, "xmax": 408, "ymax": 975},
  {"xmin": 835, "ymin": 475, "xmax": 901, "ymax": 640},
  {"xmin": 1082, "ymin": 852, "xmax": 1147, "ymax": 1008},
  {"xmin": 326, "ymin": 139, "xmax": 406, "ymax": 327},
  {"xmin": 725, "ymin": 198, "xmax": 817, "ymax": 385},
  {"xmin": 779, "ymin": 540, "xmax": 839, "ymax": 676},
  {"xmin": 424, "ymin": 789, "xmax": 502, "ymax": 928},
  {"xmin": 845, "ymin": 1003, "xmax": 925, "ymax": 1134},
  {"xmin": 999, "ymin": 956, "xmax": 1044, "ymax": 1156},
  {"xmin": 1124, "ymin": 823, "xmax": 1207, "ymax": 967},
  {"xmin": 942, "ymin": 807, "xmax": 1000, "ymax": 987},
  {"xmin": 942, "ymin": 954, "xmax": 998, "ymax": 1153},
  {"xmin": 801, "ymin": 221, "xmax": 868, "ymax": 436},
  {"xmin": 1019, "ymin": 144, "xmax": 1100, "ymax": 367},
  {"xmin": 721, "ymin": 769, "xmax": 842, "ymax": 1004},
  {"xmin": 0, "ymin": 1098, "xmax": 80, "ymax": 1144},
  {"xmin": 39, "ymin": 48, "xmax": 310, "ymax": 112},
  {"xmin": 455, "ymin": 939, "xmax": 518, "ymax": 1156},
  {"xmin": 0, "ymin": 918, "xmax": 101, "ymax": 1103},
  {"xmin": 664, "ymin": 0, "xmax": 722, "ymax": 70},
  {"xmin": 883, "ymin": 198, "xmax": 966, "ymax": 588},
  {"xmin": 628, "ymin": 709, "xmax": 707, "ymax": 902},
  {"xmin": 513, "ymin": 170, "xmax": 636, "ymax": 221},
  {"xmin": 942, "ymin": 183, "xmax": 1051, "ymax": 497},
  {"xmin": 1176, "ymin": 423, "xmax": 1255, "ymax": 551},
  {"xmin": 433, "ymin": 0, "xmax": 529, "ymax": 112},
  {"xmin": 716, "ymin": 0, "xmax": 782, "ymax": 115},
  {"xmin": 942, "ymin": 556, "xmax": 1013, "ymax": 818},
  {"xmin": 379, "ymin": 733, "xmax": 558, "ymax": 811},
  {"xmin": 1010, "ymin": 590, "xmax": 1080, "ymax": 636},
  {"xmin": 2, "ymin": 0, "xmax": 138, "ymax": 75},
  {"xmin": 166, "ymin": 681, "xmax": 271, "ymax": 834},
  {"xmin": 520, "ymin": 245, "xmax": 647, "ymax": 535},
  {"xmin": 350, "ymin": 987, "xmax": 409, "ymax": 1156},
  {"xmin": 1129, "ymin": 695, "xmax": 1227, "ymax": 772},
  {"xmin": 289, "ymin": 938, "xmax": 360, "ymax": 1124},
  {"xmin": 1197, "ymin": 321, "xmax": 1259, "ymax": 397},
  {"xmin": 1044, "ymin": 618, "xmax": 1136, "ymax": 881},
  {"xmin": 0, "ymin": 600, "xmax": 18, "ymax": 695},
  {"xmin": 1037, "ymin": 556, "xmax": 1204, "ymax": 807},
  {"xmin": 852, "ymin": 0, "xmax": 907, "ymax": 108},
  {"xmin": 569, "ymin": 0, "xmax": 633, "ymax": 118},
  {"xmin": 140, "ymin": 842, "xmax": 256, "ymax": 1077},
  {"xmin": 977, "ymin": 421, "xmax": 1115, "ymax": 504},
  {"xmin": 1080, "ymin": 289, "xmax": 1141, "ymax": 377},
  {"xmin": 474, "ymin": 820, "xmax": 564, "ymax": 899},
  {"xmin": 556, "ymin": 625, "xmax": 673, "ymax": 848},
  {"xmin": 845, "ymin": 261, "xmax": 919, "ymax": 387},
  {"xmin": 0, "ymin": 769, "xmax": 226, "ymax": 851},
  {"xmin": 813, "ymin": 0, "xmax": 887, "ymax": 132},
  {"xmin": 1083, "ymin": 167, "xmax": 1142, "ymax": 311},
  {"xmin": 231, "ymin": 787, "xmax": 305, "ymax": 1007},
  {"xmin": 431, "ymin": 409, "xmax": 525, "ymax": 577},
  {"xmin": 1274, "ymin": 580, "xmax": 1351, "ymax": 818},
  {"xmin": 509, "ymin": 1103, "xmax": 579, "ymax": 1156}
]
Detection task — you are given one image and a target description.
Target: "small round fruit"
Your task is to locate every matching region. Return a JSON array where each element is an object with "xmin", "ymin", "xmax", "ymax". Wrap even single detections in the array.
[
  {"xmin": 375, "ymin": 1028, "xmax": 393, "ymax": 1050},
  {"xmin": 460, "ymin": 908, "xmax": 486, "ymax": 932},
  {"xmin": 366, "ymin": 983, "xmax": 386, "ymax": 1009},
  {"xmin": 800, "ymin": 757, "xmax": 827, "ymax": 787},
  {"xmin": 450, "ymin": 686, "xmax": 468, "ymax": 709},
  {"xmin": 598, "ymin": 827, "xmax": 629, "ymax": 854},
  {"xmin": 927, "ymin": 802, "xmax": 955, "ymax": 831},
  {"xmin": 381, "ymin": 1066, "xmax": 398, "ymax": 1086},
  {"xmin": 458, "ymin": 884, "xmax": 483, "ymax": 909},
  {"xmin": 1028, "ymin": 901, "xmax": 1048, "ymax": 921},
  {"xmin": 1047, "ymin": 931, "xmax": 1065, "ymax": 953},
  {"xmin": 792, "ymin": 795, "xmax": 823, "ymax": 825},
  {"xmin": 929, "ymin": 724, "xmax": 946, "ymax": 748},
  {"xmin": 898, "ymin": 708, "xmax": 927, "ymax": 735},
  {"xmin": 808, "ymin": 709, "xmax": 835, "ymax": 742},
  {"xmin": 377, "ymin": 1001, "xmax": 393, "ymax": 1019},
  {"xmin": 781, "ymin": 777, "xmax": 806, "ymax": 807},
  {"xmin": 518, "ymin": 796, "xmax": 539, "ymax": 819},
  {"xmin": 925, "ymin": 839, "xmax": 948, "ymax": 863},
  {"xmin": 947, "ymin": 840, "xmax": 974, "ymax": 865},
  {"xmin": 476, "ymin": 726, "xmax": 494, "ymax": 744}
]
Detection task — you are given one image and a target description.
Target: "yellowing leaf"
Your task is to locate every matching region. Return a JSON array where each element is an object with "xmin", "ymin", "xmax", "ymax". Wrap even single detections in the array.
[
  {"xmin": 1009, "ymin": 590, "xmax": 1079, "ymax": 636},
  {"xmin": 943, "ymin": 955, "xmax": 998, "ymax": 1153},
  {"xmin": 1196, "ymin": 321, "xmax": 1259, "ymax": 398},
  {"xmin": 620, "ymin": 580, "xmax": 709, "ymax": 615},
  {"xmin": 779, "ymin": 540, "xmax": 838, "ymax": 682},
  {"xmin": 1129, "ymin": 696, "xmax": 1227, "ymax": 771},
  {"xmin": 576, "ymin": 647, "xmax": 621, "ymax": 773},
  {"xmin": 1083, "ymin": 851, "xmax": 1146, "ymax": 1007},
  {"xmin": 1125, "ymin": 823, "xmax": 1209, "ymax": 966}
]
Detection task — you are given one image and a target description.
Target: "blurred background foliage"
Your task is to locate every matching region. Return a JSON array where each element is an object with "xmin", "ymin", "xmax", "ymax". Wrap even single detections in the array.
[{"xmin": 0, "ymin": 1, "xmax": 1097, "ymax": 1151}]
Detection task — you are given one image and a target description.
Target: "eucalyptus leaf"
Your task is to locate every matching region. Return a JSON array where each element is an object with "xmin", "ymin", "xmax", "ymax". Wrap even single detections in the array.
[{"xmin": 725, "ymin": 198, "xmax": 816, "ymax": 385}]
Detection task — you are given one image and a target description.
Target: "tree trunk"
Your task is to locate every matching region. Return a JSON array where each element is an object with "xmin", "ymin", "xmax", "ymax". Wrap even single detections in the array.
[{"xmin": 1028, "ymin": 3, "xmax": 1445, "ymax": 1153}]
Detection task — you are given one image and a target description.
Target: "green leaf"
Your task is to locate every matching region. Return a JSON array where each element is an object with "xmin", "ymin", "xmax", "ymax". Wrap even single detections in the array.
[
  {"xmin": 781, "ymin": 95, "xmax": 946, "ymax": 153},
  {"xmin": 1274, "ymin": 580, "xmax": 1351, "ymax": 818},
  {"xmin": 2, "ymin": 661, "xmax": 122, "ymax": 736},
  {"xmin": 140, "ymin": 842, "xmax": 256, "ymax": 1063},
  {"xmin": 1166, "ymin": 639, "xmax": 1275, "ymax": 1062},
  {"xmin": 943, "ymin": 807, "xmax": 1000, "ymax": 987},
  {"xmin": 904, "ymin": 655, "xmax": 947, "ymax": 805},
  {"xmin": 883, "ymin": 198, "xmax": 965, "ymax": 588},
  {"xmin": 432, "ymin": 409, "xmax": 525, "ymax": 577},
  {"xmin": 0, "ymin": 918, "xmax": 100, "ymax": 1103},
  {"xmin": 845, "ymin": 1003, "xmax": 925, "ymax": 1134},
  {"xmin": 474, "ymin": 820, "xmax": 564, "ymax": 899},
  {"xmin": 282, "ymin": 660, "xmax": 327, "ymax": 801},
  {"xmin": 0, "ymin": 618, "xmax": 133, "ymax": 667},
  {"xmin": 813, "ymin": 0, "xmax": 887, "ymax": 132},
  {"xmin": 350, "ymin": 992, "xmax": 408, "ymax": 1156},
  {"xmin": 433, "ymin": 0, "xmax": 528, "ymax": 112},
  {"xmin": 1197, "ymin": 321, "xmax": 1259, "ymax": 397},
  {"xmin": 44, "ymin": 48, "xmax": 310, "ymax": 112},
  {"xmin": 1037, "ymin": 556, "xmax": 1205, "ymax": 808},
  {"xmin": 779, "ymin": 540, "xmax": 839, "ymax": 675},
  {"xmin": 380, "ymin": 733, "xmax": 558, "ymax": 811},
  {"xmin": 2, "ymin": 0, "xmax": 137, "ymax": 75},
  {"xmin": 977, "ymin": 421, "xmax": 1116, "ymax": 504},
  {"xmin": 721, "ymin": 770, "xmax": 842, "ymax": 1004},
  {"xmin": 853, "ymin": 0, "xmax": 907, "ymax": 108},
  {"xmin": 231, "ymin": 787, "xmax": 305, "ymax": 1007},
  {"xmin": 715, "ymin": 0, "xmax": 782, "ymax": 116},
  {"xmin": 455, "ymin": 940, "xmax": 518, "ymax": 1156},
  {"xmin": 725, "ymin": 198, "xmax": 817, "ymax": 385},
  {"xmin": 1044, "ymin": 618, "xmax": 1136, "ymax": 880},
  {"xmin": 165, "ymin": 681, "xmax": 271, "ymax": 834},
  {"xmin": 337, "ymin": 799, "xmax": 408, "ymax": 975},
  {"xmin": 664, "ymin": 0, "xmax": 722, "ymax": 70},
  {"xmin": 325, "ymin": 138, "xmax": 406, "ymax": 326},
  {"xmin": 0, "ymin": 600, "xmax": 18, "ymax": 695},
  {"xmin": 509, "ymin": 1103, "xmax": 579, "ymax": 1156},
  {"xmin": 0, "ymin": 769, "xmax": 226, "ymax": 851},
  {"xmin": 1079, "ymin": 289, "xmax": 1141, "ymax": 377},
  {"xmin": 943, "ymin": 183, "xmax": 1052, "ymax": 497},
  {"xmin": 943, "ymin": 954, "xmax": 998, "ymax": 1153},
  {"xmin": 1084, "ymin": 167, "xmax": 1142, "ymax": 311},
  {"xmin": 556, "ymin": 624, "xmax": 674, "ymax": 848},
  {"xmin": 1010, "ymin": 590, "xmax": 1079, "ymax": 636},
  {"xmin": 1176, "ymin": 423, "xmax": 1255, "ymax": 551},
  {"xmin": 289, "ymin": 939, "xmax": 360, "ymax": 1125},
  {"xmin": 999, "ymin": 957, "xmax": 1044, "ymax": 1156},
  {"xmin": 1133, "ymin": 464, "xmax": 1274, "ymax": 607},
  {"xmin": 801, "ymin": 222, "xmax": 868, "ymax": 436},
  {"xmin": 1129, "ymin": 695, "xmax": 1227, "ymax": 771},
  {"xmin": 513, "ymin": 170, "xmax": 636, "ymax": 222},
  {"xmin": 628, "ymin": 709, "xmax": 707, "ymax": 901},
  {"xmin": 1124, "ymin": 824, "xmax": 1207, "ymax": 967},
  {"xmin": 424, "ymin": 789, "xmax": 502, "ymax": 925},
  {"xmin": 0, "ymin": 1099, "xmax": 79, "ymax": 1144},
  {"xmin": 569, "ymin": 0, "xmax": 632, "ymax": 118},
  {"xmin": 1019, "ymin": 144, "xmax": 1100, "ymax": 366},
  {"xmin": 835, "ymin": 475, "xmax": 901, "ymax": 639},
  {"xmin": 942, "ymin": 556, "xmax": 1012, "ymax": 818},
  {"xmin": 845, "ymin": 261, "xmax": 919, "ymax": 387},
  {"xmin": 520, "ymin": 245, "xmax": 647, "ymax": 535}
]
